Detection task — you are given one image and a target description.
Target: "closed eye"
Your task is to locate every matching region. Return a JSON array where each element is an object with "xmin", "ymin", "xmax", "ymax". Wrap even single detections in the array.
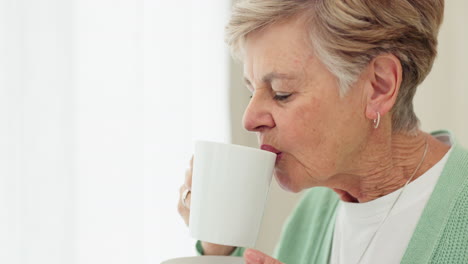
[{"xmin": 273, "ymin": 92, "xmax": 292, "ymax": 101}]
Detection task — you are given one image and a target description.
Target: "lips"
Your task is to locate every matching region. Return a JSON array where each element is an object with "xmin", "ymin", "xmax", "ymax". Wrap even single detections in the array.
[{"xmin": 260, "ymin": 144, "xmax": 283, "ymax": 162}]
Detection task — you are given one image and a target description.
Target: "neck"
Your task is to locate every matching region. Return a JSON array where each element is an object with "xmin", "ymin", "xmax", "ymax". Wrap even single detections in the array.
[{"xmin": 330, "ymin": 130, "xmax": 450, "ymax": 203}]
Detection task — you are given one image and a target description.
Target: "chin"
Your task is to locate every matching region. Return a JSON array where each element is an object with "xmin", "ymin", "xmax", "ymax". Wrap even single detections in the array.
[{"xmin": 274, "ymin": 171, "xmax": 302, "ymax": 193}]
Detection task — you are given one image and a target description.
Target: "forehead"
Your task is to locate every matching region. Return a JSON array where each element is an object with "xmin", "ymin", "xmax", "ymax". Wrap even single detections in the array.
[{"xmin": 242, "ymin": 17, "xmax": 316, "ymax": 81}]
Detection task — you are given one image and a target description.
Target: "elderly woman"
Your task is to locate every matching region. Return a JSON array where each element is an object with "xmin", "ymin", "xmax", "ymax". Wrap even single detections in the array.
[{"xmin": 178, "ymin": 0, "xmax": 468, "ymax": 263}]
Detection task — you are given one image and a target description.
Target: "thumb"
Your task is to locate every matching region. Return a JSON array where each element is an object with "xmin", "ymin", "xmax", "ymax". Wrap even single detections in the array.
[{"xmin": 244, "ymin": 248, "xmax": 283, "ymax": 264}]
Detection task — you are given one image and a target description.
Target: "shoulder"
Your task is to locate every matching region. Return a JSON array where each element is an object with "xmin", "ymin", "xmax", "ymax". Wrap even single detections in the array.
[
  {"xmin": 430, "ymin": 145, "xmax": 468, "ymax": 262},
  {"xmin": 403, "ymin": 143, "xmax": 468, "ymax": 263},
  {"xmin": 440, "ymin": 143, "xmax": 468, "ymax": 189},
  {"xmin": 447, "ymin": 143, "xmax": 468, "ymax": 168}
]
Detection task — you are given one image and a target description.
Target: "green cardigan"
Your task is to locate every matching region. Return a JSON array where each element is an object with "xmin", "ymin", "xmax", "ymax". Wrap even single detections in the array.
[{"xmin": 197, "ymin": 133, "xmax": 468, "ymax": 263}]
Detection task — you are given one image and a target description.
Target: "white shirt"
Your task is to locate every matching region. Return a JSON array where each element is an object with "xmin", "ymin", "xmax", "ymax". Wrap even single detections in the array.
[{"xmin": 330, "ymin": 133, "xmax": 452, "ymax": 264}]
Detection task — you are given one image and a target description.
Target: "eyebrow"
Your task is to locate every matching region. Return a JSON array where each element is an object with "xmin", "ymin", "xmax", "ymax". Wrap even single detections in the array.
[{"xmin": 243, "ymin": 72, "xmax": 296, "ymax": 87}]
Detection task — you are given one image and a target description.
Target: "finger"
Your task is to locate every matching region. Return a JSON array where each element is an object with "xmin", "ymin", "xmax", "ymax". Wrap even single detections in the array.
[
  {"xmin": 177, "ymin": 200, "xmax": 190, "ymax": 226},
  {"xmin": 190, "ymin": 155, "xmax": 194, "ymax": 167},
  {"xmin": 183, "ymin": 189, "xmax": 191, "ymax": 208},
  {"xmin": 184, "ymin": 168, "xmax": 192, "ymax": 189},
  {"xmin": 177, "ymin": 185, "xmax": 190, "ymax": 225},
  {"xmin": 178, "ymin": 185, "xmax": 191, "ymax": 208},
  {"xmin": 244, "ymin": 249, "xmax": 283, "ymax": 264}
]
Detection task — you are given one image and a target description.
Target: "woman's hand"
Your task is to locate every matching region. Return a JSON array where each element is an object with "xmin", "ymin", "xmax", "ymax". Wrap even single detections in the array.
[
  {"xmin": 244, "ymin": 249, "xmax": 284, "ymax": 264},
  {"xmin": 177, "ymin": 157, "xmax": 193, "ymax": 226},
  {"xmin": 177, "ymin": 157, "xmax": 236, "ymax": 256}
]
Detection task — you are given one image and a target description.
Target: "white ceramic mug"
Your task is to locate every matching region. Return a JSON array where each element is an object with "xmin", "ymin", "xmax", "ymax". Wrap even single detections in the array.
[{"xmin": 189, "ymin": 141, "xmax": 276, "ymax": 248}]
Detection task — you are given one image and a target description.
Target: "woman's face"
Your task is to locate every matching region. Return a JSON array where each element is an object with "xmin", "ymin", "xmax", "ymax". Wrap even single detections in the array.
[{"xmin": 242, "ymin": 17, "xmax": 371, "ymax": 193}]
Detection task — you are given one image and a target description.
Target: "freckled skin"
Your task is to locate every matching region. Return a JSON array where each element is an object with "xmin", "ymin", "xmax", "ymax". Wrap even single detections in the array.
[
  {"xmin": 241, "ymin": 14, "xmax": 450, "ymax": 203},
  {"xmin": 242, "ymin": 17, "xmax": 370, "ymax": 193}
]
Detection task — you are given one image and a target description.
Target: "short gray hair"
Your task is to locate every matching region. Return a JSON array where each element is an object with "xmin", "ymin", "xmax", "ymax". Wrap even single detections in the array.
[{"xmin": 226, "ymin": 0, "xmax": 444, "ymax": 133}]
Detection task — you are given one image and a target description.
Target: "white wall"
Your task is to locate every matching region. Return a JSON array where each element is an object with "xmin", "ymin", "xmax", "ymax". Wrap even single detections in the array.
[
  {"xmin": 0, "ymin": 1, "xmax": 231, "ymax": 263},
  {"xmin": 229, "ymin": 0, "xmax": 468, "ymax": 255},
  {"xmin": 415, "ymin": 1, "xmax": 468, "ymax": 147}
]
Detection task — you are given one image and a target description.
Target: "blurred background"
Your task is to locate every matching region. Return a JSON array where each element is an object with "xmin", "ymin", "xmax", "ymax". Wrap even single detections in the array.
[{"xmin": 0, "ymin": 0, "xmax": 466, "ymax": 263}]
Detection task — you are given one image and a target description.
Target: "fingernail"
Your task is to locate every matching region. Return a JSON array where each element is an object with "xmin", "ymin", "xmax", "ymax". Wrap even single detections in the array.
[{"xmin": 244, "ymin": 250, "xmax": 261, "ymax": 263}]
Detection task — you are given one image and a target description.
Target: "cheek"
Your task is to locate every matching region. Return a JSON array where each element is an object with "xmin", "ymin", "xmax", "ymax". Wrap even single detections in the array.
[
  {"xmin": 278, "ymin": 98, "xmax": 343, "ymax": 179},
  {"xmin": 288, "ymin": 98, "xmax": 330, "ymax": 146}
]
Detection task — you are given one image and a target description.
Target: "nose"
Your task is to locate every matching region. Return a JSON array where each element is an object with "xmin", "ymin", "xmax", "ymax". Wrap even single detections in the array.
[{"xmin": 242, "ymin": 94, "xmax": 275, "ymax": 132}]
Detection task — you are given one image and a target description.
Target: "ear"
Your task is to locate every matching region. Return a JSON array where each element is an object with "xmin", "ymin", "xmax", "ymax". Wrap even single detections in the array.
[{"xmin": 364, "ymin": 54, "xmax": 402, "ymax": 121}]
